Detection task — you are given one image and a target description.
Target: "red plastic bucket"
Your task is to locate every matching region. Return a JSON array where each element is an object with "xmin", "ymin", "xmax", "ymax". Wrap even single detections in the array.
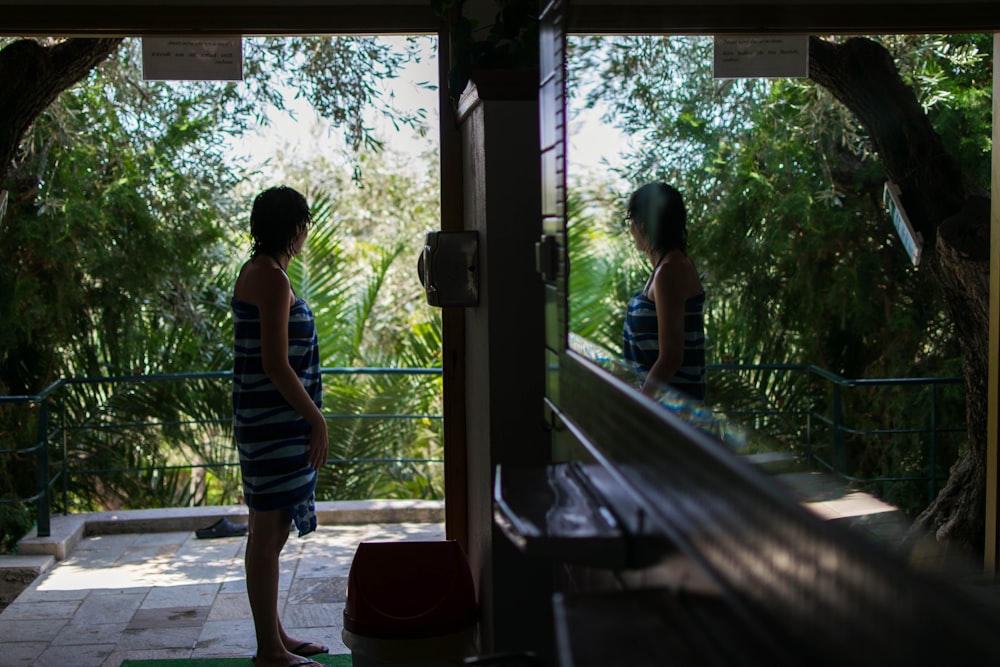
[{"xmin": 343, "ymin": 540, "xmax": 479, "ymax": 640}]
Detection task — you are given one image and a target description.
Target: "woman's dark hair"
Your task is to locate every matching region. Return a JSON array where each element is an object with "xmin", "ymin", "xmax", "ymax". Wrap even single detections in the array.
[
  {"xmin": 626, "ymin": 182, "xmax": 687, "ymax": 254},
  {"xmin": 249, "ymin": 185, "xmax": 312, "ymax": 259}
]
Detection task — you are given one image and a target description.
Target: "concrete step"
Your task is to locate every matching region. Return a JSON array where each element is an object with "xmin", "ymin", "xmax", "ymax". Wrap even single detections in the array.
[
  {"xmin": 741, "ymin": 450, "xmax": 805, "ymax": 475},
  {"xmin": 0, "ymin": 499, "xmax": 444, "ymax": 613},
  {"xmin": 14, "ymin": 499, "xmax": 444, "ymax": 561},
  {"xmin": 0, "ymin": 553, "xmax": 55, "ymax": 610},
  {"xmin": 774, "ymin": 470, "xmax": 912, "ymax": 552}
]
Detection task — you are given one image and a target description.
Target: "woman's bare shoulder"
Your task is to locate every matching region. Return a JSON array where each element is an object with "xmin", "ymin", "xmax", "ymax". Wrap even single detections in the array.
[
  {"xmin": 654, "ymin": 253, "xmax": 702, "ymax": 297},
  {"xmin": 234, "ymin": 260, "xmax": 290, "ymax": 306}
]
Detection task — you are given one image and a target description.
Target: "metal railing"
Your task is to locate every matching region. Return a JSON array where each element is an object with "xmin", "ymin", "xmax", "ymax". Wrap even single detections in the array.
[
  {"xmin": 709, "ymin": 363, "xmax": 965, "ymax": 505},
  {"xmin": 0, "ymin": 368, "xmax": 443, "ymax": 537},
  {"xmin": 0, "ymin": 363, "xmax": 965, "ymax": 538}
]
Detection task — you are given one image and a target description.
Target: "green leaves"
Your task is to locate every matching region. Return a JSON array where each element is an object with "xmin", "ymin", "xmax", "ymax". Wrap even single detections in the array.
[{"xmin": 240, "ymin": 36, "xmax": 432, "ymax": 155}]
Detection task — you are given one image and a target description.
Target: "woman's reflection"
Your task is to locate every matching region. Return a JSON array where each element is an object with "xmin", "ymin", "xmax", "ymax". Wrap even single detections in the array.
[{"xmin": 621, "ymin": 182, "xmax": 707, "ymax": 400}]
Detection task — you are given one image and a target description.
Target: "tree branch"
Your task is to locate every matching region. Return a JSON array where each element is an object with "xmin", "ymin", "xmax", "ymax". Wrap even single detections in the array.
[
  {"xmin": 0, "ymin": 38, "xmax": 122, "ymax": 183},
  {"xmin": 809, "ymin": 36, "xmax": 967, "ymax": 245}
]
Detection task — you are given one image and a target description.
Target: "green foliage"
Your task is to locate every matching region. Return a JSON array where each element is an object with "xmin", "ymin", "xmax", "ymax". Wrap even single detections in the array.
[
  {"xmin": 48, "ymin": 374, "xmax": 236, "ymax": 513},
  {"xmin": 0, "ymin": 37, "xmax": 245, "ymax": 510},
  {"xmin": 886, "ymin": 33, "xmax": 993, "ymax": 189},
  {"xmin": 566, "ymin": 187, "xmax": 642, "ymax": 356},
  {"xmin": 0, "ymin": 503, "xmax": 33, "ymax": 554},
  {"xmin": 568, "ymin": 33, "xmax": 980, "ymax": 374},
  {"xmin": 246, "ymin": 36, "xmax": 432, "ymax": 153},
  {"xmin": 37, "ymin": 138, "xmax": 445, "ymax": 510},
  {"xmin": 281, "ymin": 176, "xmax": 443, "ymax": 501},
  {"xmin": 1, "ymin": 40, "xmax": 241, "ymax": 392}
]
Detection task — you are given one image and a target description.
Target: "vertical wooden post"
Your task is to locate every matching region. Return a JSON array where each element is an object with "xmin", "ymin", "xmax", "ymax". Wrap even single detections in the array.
[
  {"xmin": 986, "ymin": 32, "xmax": 1000, "ymax": 574},
  {"xmin": 456, "ymin": 70, "xmax": 550, "ymax": 657},
  {"xmin": 438, "ymin": 16, "xmax": 469, "ymax": 554}
]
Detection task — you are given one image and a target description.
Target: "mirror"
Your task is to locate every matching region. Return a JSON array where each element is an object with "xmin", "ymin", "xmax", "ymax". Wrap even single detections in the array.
[{"xmin": 563, "ymin": 31, "xmax": 985, "ymax": 572}]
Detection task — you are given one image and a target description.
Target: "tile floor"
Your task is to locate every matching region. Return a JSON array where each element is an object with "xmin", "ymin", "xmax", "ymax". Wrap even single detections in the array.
[{"xmin": 0, "ymin": 521, "xmax": 445, "ymax": 667}]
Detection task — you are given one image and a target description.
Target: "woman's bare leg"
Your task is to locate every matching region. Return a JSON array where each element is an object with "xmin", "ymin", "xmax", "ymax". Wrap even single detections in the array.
[{"xmin": 246, "ymin": 508, "xmax": 316, "ymax": 667}]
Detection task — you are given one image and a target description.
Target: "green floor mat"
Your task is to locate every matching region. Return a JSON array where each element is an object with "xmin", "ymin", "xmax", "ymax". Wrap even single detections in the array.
[{"xmin": 120, "ymin": 654, "xmax": 351, "ymax": 667}]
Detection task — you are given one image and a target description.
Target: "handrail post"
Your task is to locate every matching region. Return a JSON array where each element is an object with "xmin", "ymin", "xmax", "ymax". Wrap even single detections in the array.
[
  {"xmin": 805, "ymin": 411, "xmax": 813, "ymax": 464},
  {"xmin": 61, "ymin": 389, "xmax": 68, "ymax": 514},
  {"xmin": 929, "ymin": 384, "xmax": 938, "ymax": 504},
  {"xmin": 806, "ymin": 371, "xmax": 815, "ymax": 466},
  {"xmin": 36, "ymin": 398, "xmax": 51, "ymax": 538},
  {"xmin": 832, "ymin": 384, "xmax": 845, "ymax": 477}
]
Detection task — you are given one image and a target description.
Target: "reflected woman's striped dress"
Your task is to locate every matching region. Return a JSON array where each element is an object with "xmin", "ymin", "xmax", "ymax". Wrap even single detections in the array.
[
  {"xmin": 622, "ymin": 288, "xmax": 706, "ymax": 401},
  {"xmin": 232, "ymin": 295, "xmax": 322, "ymax": 536}
]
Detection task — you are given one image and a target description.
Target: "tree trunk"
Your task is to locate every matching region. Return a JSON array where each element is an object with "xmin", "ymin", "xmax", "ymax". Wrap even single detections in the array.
[
  {"xmin": 0, "ymin": 38, "xmax": 122, "ymax": 184},
  {"xmin": 809, "ymin": 36, "xmax": 991, "ymax": 557}
]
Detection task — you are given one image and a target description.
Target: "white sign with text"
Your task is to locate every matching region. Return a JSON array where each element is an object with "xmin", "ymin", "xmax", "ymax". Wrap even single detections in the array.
[
  {"xmin": 884, "ymin": 181, "xmax": 923, "ymax": 266},
  {"xmin": 713, "ymin": 35, "xmax": 809, "ymax": 79},
  {"xmin": 142, "ymin": 36, "xmax": 243, "ymax": 81}
]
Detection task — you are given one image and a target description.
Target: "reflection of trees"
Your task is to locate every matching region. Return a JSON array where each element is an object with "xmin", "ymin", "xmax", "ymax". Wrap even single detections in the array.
[
  {"xmin": 567, "ymin": 34, "xmax": 989, "ymax": 555},
  {"xmin": 809, "ymin": 36, "xmax": 988, "ymax": 554}
]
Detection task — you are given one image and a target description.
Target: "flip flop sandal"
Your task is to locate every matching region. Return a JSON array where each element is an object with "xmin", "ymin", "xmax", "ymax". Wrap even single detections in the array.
[
  {"xmin": 291, "ymin": 642, "xmax": 329, "ymax": 657},
  {"xmin": 195, "ymin": 517, "xmax": 248, "ymax": 539}
]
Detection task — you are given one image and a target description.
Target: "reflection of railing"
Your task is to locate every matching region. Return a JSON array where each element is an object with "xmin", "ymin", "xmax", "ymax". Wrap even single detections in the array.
[
  {"xmin": 0, "ymin": 368, "xmax": 442, "ymax": 538},
  {"xmin": 709, "ymin": 363, "xmax": 965, "ymax": 505},
  {"xmin": 569, "ymin": 335, "xmax": 965, "ymax": 506}
]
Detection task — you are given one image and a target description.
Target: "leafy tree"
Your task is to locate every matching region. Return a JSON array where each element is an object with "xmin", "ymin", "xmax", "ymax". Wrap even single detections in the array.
[
  {"xmin": 46, "ymin": 153, "xmax": 443, "ymax": 513},
  {"xmin": 807, "ymin": 35, "xmax": 992, "ymax": 555},
  {"xmin": 0, "ymin": 37, "xmax": 243, "ymax": 511},
  {"xmin": 0, "ymin": 37, "xmax": 122, "ymax": 183},
  {"xmin": 0, "ymin": 35, "xmax": 431, "ymax": 391}
]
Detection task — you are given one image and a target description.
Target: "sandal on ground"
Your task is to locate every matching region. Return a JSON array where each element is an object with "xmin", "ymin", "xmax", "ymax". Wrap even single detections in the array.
[
  {"xmin": 291, "ymin": 642, "xmax": 329, "ymax": 657},
  {"xmin": 195, "ymin": 517, "xmax": 248, "ymax": 539}
]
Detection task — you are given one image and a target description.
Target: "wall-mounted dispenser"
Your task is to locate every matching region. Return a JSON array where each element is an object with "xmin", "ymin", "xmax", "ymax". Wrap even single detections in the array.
[{"xmin": 418, "ymin": 230, "xmax": 479, "ymax": 307}]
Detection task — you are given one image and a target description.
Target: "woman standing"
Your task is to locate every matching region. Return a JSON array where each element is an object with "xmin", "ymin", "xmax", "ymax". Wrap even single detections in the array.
[
  {"xmin": 232, "ymin": 186, "xmax": 329, "ymax": 667},
  {"xmin": 622, "ymin": 182, "xmax": 707, "ymax": 401}
]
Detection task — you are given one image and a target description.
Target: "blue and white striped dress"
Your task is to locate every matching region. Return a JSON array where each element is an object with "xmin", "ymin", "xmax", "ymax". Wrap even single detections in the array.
[
  {"xmin": 622, "ymin": 288, "xmax": 706, "ymax": 401},
  {"xmin": 232, "ymin": 295, "xmax": 322, "ymax": 535}
]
